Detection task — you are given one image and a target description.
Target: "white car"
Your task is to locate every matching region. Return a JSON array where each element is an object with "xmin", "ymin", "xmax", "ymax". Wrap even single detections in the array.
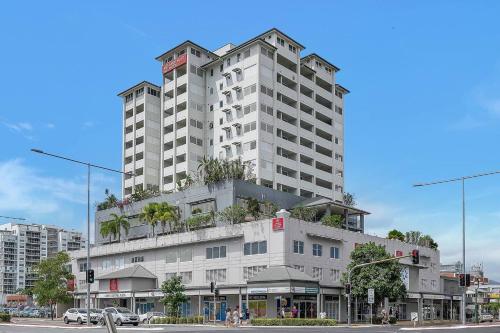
[
  {"xmin": 139, "ymin": 311, "xmax": 164, "ymax": 323},
  {"xmin": 63, "ymin": 308, "xmax": 89, "ymax": 324},
  {"xmin": 103, "ymin": 307, "xmax": 139, "ymax": 326},
  {"xmin": 479, "ymin": 313, "xmax": 494, "ymax": 322}
]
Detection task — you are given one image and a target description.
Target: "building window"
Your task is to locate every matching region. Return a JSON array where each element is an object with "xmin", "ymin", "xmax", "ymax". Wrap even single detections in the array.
[
  {"xmin": 79, "ymin": 263, "xmax": 89, "ymax": 272},
  {"xmin": 330, "ymin": 247, "xmax": 340, "ymax": 259},
  {"xmin": 277, "ymin": 37, "xmax": 285, "ymax": 47},
  {"xmin": 206, "ymin": 246, "xmax": 227, "ymax": 259},
  {"xmin": 243, "ymin": 121, "xmax": 256, "ymax": 133},
  {"xmin": 131, "ymin": 256, "xmax": 144, "ymax": 263},
  {"xmin": 243, "ymin": 102, "xmax": 257, "ymax": 114},
  {"xmin": 293, "ymin": 265, "xmax": 304, "ymax": 272},
  {"xmin": 220, "ymin": 64, "xmax": 223, "ymax": 72},
  {"xmin": 180, "ymin": 271, "xmax": 192, "ymax": 284},
  {"xmin": 243, "ymin": 265, "xmax": 267, "ymax": 280},
  {"xmin": 125, "ymin": 93, "xmax": 133, "ymax": 103},
  {"xmin": 243, "ymin": 140, "xmax": 256, "ymax": 151},
  {"xmin": 312, "ymin": 267, "xmax": 323, "ymax": 280},
  {"xmin": 210, "ymin": 87, "xmax": 213, "ymax": 95},
  {"xmin": 293, "ymin": 240, "xmax": 304, "ymax": 254},
  {"xmin": 243, "ymin": 241, "xmax": 267, "ymax": 255},
  {"xmin": 209, "ymin": 104, "xmax": 214, "ymax": 112},
  {"xmin": 165, "ymin": 272, "xmax": 177, "ymax": 280},
  {"xmin": 206, "ymin": 268, "xmax": 226, "ymax": 282},
  {"xmin": 179, "ymin": 248, "xmax": 192, "ymax": 262},
  {"xmin": 165, "ymin": 250, "xmax": 177, "ymax": 264},
  {"xmin": 243, "ymin": 49, "xmax": 250, "ymax": 59},
  {"xmin": 260, "ymin": 103, "xmax": 273, "ymax": 116},
  {"xmin": 260, "ymin": 122, "xmax": 273, "ymax": 134},
  {"xmin": 330, "ymin": 269, "xmax": 340, "ymax": 282},
  {"xmin": 219, "ymin": 100, "xmax": 223, "ymax": 108},
  {"xmin": 312, "ymin": 244, "xmax": 322, "ymax": 257},
  {"xmin": 226, "ymin": 58, "xmax": 231, "ymax": 66},
  {"xmin": 237, "ymin": 53, "xmax": 241, "ymax": 62},
  {"xmin": 243, "ymin": 84, "xmax": 256, "ymax": 96},
  {"xmin": 260, "ymin": 84, "xmax": 273, "ymax": 97},
  {"xmin": 210, "ymin": 69, "xmax": 214, "ymax": 76}
]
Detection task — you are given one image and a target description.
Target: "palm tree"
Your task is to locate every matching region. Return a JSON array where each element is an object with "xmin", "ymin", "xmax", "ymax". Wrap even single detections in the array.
[
  {"xmin": 155, "ymin": 202, "xmax": 179, "ymax": 234},
  {"xmin": 343, "ymin": 192, "xmax": 356, "ymax": 207},
  {"xmin": 109, "ymin": 213, "xmax": 130, "ymax": 242},
  {"xmin": 141, "ymin": 202, "xmax": 159, "ymax": 237},
  {"xmin": 405, "ymin": 231, "xmax": 422, "ymax": 245},
  {"xmin": 100, "ymin": 221, "xmax": 113, "ymax": 244}
]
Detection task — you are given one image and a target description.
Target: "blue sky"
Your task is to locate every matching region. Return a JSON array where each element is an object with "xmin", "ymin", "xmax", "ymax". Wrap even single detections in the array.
[{"xmin": 1, "ymin": 1, "xmax": 500, "ymax": 278}]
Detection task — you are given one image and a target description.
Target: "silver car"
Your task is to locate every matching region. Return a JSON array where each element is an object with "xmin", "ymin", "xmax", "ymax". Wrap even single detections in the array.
[{"xmin": 103, "ymin": 307, "xmax": 139, "ymax": 326}]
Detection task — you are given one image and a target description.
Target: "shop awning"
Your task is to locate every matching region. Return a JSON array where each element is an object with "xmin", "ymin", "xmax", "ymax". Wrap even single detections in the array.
[{"xmin": 97, "ymin": 264, "xmax": 157, "ymax": 280}]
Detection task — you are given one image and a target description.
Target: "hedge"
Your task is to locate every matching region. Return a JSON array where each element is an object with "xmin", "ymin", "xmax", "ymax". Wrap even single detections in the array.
[
  {"xmin": 0, "ymin": 313, "xmax": 10, "ymax": 322},
  {"xmin": 251, "ymin": 318, "xmax": 337, "ymax": 326},
  {"xmin": 151, "ymin": 316, "xmax": 203, "ymax": 324}
]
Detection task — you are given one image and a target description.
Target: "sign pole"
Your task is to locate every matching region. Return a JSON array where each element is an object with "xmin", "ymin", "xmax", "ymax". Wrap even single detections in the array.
[{"xmin": 370, "ymin": 304, "xmax": 372, "ymax": 325}]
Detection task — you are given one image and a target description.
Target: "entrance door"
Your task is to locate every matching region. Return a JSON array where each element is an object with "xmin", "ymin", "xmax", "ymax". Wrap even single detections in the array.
[
  {"xmin": 325, "ymin": 300, "xmax": 339, "ymax": 320},
  {"xmin": 293, "ymin": 300, "xmax": 317, "ymax": 318},
  {"xmin": 204, "ymin": 301, "xmax": 227, "ymax": 321}
]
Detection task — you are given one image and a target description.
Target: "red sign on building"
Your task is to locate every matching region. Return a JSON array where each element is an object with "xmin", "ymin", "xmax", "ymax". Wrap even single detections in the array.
[
  {"xmin": 109, "ymin": 278, "xmax": 119, "ymax": 291},
  {"xmin": 162, "ymin": 53, "xmax": 187, "ymax": 74},
  {"xmin": 395, "ymin": 250, "xmax": 403, "ymax": 257},
  {"xmin": 67, "ymin": 279, "xmax": 75, "ymax": 291},
  {"xmin": 272, "ymin": 217, "xmax": 284, "ymax": 231}
]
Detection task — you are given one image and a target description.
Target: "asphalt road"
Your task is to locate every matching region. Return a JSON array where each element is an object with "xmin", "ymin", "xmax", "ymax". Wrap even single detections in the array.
[{"xmin": 1, "ymin": 321, "xmax": 500, "ymax": 333}]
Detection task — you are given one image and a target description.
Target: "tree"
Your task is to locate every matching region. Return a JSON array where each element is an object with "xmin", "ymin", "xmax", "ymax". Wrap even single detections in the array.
[
  {"xmin": 109, "ymin": 213, "xmax": 130, "ymax": 242},
  {"xmin": 321, "ymin": 214, "xmax": 343, "ymax": 228},
  {"xmin": 156, "ymin": 202, "xmax": 179, "ymax": 234},
  {"xmin": 261, "ymin": 201, "xmax": 279, "ymax": 217},
  {"xmin": 343, "ymin": 192, "xmax": 356, "ymax": 207},
  {"xmin": 387, "ymin": 229, "xmax": 405, "ymax": 242},
  {"xmin": 160, "ymin": 275, "xmax": 188, "ymax": 318},
  {"xmin": 246, "ymin": 197, "xmax": 261, "ymax": 221},
  {"xmin": 141, "ymin": 202, "xmax": 159, "ymax": 237},
  {"xmin": 32, "ymin": 252, "xmax": 73, "ymax": 320},
  {"xmin": 217, "ymin": 205, "xmax": 247, "ymax": 225},
  {"xmin": 404, "ymin": 231, "xmax": 438, "ymax": 249},
  {"xmin": 419, "ymin": 234, "xmax": 438, "ymax": 250},
  {"xmin": 291, "ymin": 206, "xmax": 317, "ymax": 222},
  {"xmin": 342, "ymin": 242, "xmax": 406, "ymax": 306},
  {"xmin": 100, "ymin": 220, "xmax": 113, "ymax": 244},
  {"xmin": 405, "ymin": 231, "xmax": 422, "ymax": 245}
]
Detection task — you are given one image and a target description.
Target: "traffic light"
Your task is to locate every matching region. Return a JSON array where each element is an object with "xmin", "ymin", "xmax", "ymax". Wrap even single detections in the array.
[
  {"xmin": 411, "ymin": 250, "xmax": 419, "ymax": 265},
  {"xmin": 210, "ymin": 281, "xmax": 215, "ymax": 293},
  {"xmin": 459, "ymin": 274, "xmax": 465, "ymax": 287},
  {"xmin": 214, "ymin": 288, "xmax": 220, "ymax": 297},
  {"xmin": 345, "ymin": 283, "xmax": 351, "ymax": 295},
  {"xmin": 86, "ymin": 269, "xmax": 95, "ymax": 284}
]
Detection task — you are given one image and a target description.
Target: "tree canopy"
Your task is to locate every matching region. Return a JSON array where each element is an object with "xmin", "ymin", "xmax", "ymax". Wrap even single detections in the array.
[
  {"xmin": 387, "ymin": 229, "xmax": 405, "ymax": 241},
  {"xmin": 343, "ymin": 242, "xmax": 406, "ymax": 305},
  {"xmin": 32, "ymin": 252, "xmax": 73, "ymax": 319},
  {"xmin": 160, "ymin": 275, "xmax": 188, "ymax": 317}
]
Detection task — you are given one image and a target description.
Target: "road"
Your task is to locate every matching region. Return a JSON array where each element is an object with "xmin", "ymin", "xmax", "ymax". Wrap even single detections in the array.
[{"xmin": 1, "ymin": 320, "xmax": 500, "ymax": 333}]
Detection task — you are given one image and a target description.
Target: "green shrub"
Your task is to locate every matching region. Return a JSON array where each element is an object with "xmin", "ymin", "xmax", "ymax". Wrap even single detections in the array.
[
  {"xmin": 251, "ymin": 318, "xmax": 337, "ymax": 326},
  {"xmin": 389, "ymin": 316, "xmax": 397, "ymax": 324},
  {"xmin": 196, "ymin": 315, "xmax": 204, "ymax": 324},
  {"xmin": 372, "ymin": 316, "xmax": 383, "ymax": 325},
  {"xmin": 0, "ymin": 312, "xmax": 11, "ymax": 322}
]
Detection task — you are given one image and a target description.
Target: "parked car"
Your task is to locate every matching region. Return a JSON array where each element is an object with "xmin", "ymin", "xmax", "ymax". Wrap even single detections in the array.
[
  {"xmin": 88, "ymin": 309, "xmax": 103, "ymax": 324},
  {"xmin": 103, "ymin": 307, "xmax": 139, "ymax": 326},
  {"xmin": 63, "ymin": 308, "xmax": 89, "ymax": 324},
  {"xmin": 479, "ymin": 313, "xmax": 494, "ymax": 322},
  {"xmin": 139, "ymin": 311, "xmax": 164, "ymax": 323}
]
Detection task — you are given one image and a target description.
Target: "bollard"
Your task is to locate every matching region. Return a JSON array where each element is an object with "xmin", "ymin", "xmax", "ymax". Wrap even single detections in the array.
[{"xmin": 104, "ymin": 312, "xmax": 118, "ymax": 333}]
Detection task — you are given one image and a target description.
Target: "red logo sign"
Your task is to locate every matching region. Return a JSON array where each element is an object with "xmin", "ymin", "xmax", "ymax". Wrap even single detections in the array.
[
  {"xmin": 162, "ymin": 53, "xmax": 187, "ymax": 74},
  {"xmin": 272, "ymin": 217, "xmax": 284, "ymax": 231},
  {"xmin": 395, "ymin": 250, "xmax": 403, "ymax": 257},
  {"xmin": 67, "ymin": 279, "xmax": 75, "ymax": 291},
  {"xmin": 110, "ymin": 278, "xmax": 119, "ymax": 291}
]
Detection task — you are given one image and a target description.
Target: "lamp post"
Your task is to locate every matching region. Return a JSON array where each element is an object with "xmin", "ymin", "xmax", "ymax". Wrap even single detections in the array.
[
  {"xmin": 31, "ymin": 148, "xmax": 132, "ymax": 326},
  {"xmin": 414, "ymin": 169, "xmax": 500, "ymax": 325},
  {"xmin": 0, "ymin": 216, "xmax": 26, "ymax": 221}
]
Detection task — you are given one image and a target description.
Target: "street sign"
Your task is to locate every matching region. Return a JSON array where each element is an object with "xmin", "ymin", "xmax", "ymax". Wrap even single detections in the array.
[
  {"xmin": 411, "ymin": 312, "xmax": 418, "ymax": 321},
  {"xmin": 367, "ymin": 288, "xmax": 374, "ymax": 304}
]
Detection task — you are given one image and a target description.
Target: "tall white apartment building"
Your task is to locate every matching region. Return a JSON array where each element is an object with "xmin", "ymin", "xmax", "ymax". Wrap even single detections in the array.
[
  {"xmin": 0, "ymin": 223, "xmax": 85, "ymax": 302},
  {"xmin": 119, "ymin": 29, "xmax": 348, "ymax": 201}
]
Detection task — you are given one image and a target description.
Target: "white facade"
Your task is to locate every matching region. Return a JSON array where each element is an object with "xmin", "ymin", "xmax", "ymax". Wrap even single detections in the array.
[
  {"xmin": 118, "ymin": 81, "xmax": 162, "ymax": 196},
  {"xmin": 0, "ymin": 223, "xmax": 85, "ymax": 302},
  {"xmin": 70, "ymin": 216, "xmax": 449, "ymax": 322},
  {"xmin": 120, "ymin": 29, "xmax": 346, "ymax": 201}
]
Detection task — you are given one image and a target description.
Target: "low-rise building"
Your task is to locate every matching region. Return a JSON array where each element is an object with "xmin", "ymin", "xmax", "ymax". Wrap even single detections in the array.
[{"xmin": 72, "ymin": 203, "xmax": 460, "ymax": 323}]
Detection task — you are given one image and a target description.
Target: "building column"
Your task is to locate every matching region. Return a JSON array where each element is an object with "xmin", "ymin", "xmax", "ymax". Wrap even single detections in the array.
[
  {"xmin": 317, "ymin": 293, "xmax": 320, "ymax": 318},
  {"xmin": 343, "ymin": 209, "xmax": 349, "ymax": 229},
  {"xmin": 440, "ymin": 299, "xmax": 444, "ymax": 321},
  {"xmin": 198, "ymin": 291, "xmax": 202, "ymax": 316},
  {"xmin": 338, "ymin": 294, "xmax": 342, "ymax": 323},
  {"xmin": 238, "ymin": 288, "xmax": 242, "ymax": 315},
  {"xmin": 359, "ymin": 214, "xmax": 365, "ymax": 232},
  {"xmin": 418, "ymin": 297, "xmax": 423, "ymax": 326}
]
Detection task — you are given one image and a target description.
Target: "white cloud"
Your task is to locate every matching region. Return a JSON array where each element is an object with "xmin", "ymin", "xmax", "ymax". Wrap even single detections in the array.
[
  {"xmin": 2, "ymin": 121, "xmax": 34, "ymax": 139},
  {"xmin": 0, "ymin": 159, "xmax": 117, "ymax": 238}
]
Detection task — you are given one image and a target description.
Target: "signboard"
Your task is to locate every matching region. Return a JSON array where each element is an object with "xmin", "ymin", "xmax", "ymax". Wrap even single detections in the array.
[
  {"xmin": 272, "ymin": 217, "xmax": 284, "ymax": 231},
  {"xmin": 267, "ymin": 287, "xmax": 291, "ymax": 294},
  {"xmin": 248, "ymin": 287, "xmax": 267, "ymax": 294},
  {"xmin": 109, "ymin": 278, "xmax": 119, "ymax": 291},
  {"xmin": 99, "ymin": 292, "xmax": 132, "ymax": 299},
  {"xmin": 423, "ymin": 294, "xmax": 446, "ymax": 300},
  {"xmin": 367, "ymin": 288, "xmax": 374, "ymax": 304},
  {"xmin": 134, "ymin": 291, "xmax": 164, "ymax": 298},
  {"xmin": 162, "ymin": 53, "xmax": 187, "ymax": 74},
  {"xmin": 395, "ymin": 250, "xmax": 403, "ymax": 257},
  {"xmin": 400, "ymin": 266, "xmax": 410, "ymax": 290},
  {"xmin": 67, "ymin": 279, "xmax": 75, "ymax": 291},
  {"xmin": 407, "ymin": 293, "xmax": 421, "ymax": 299},
  {"xmin": 411, "ymin": 312, "xmax": 418, "ymax": 322},
  {"xmin": 453, "ymin": 296, "xmax": 462, "ymax": 301}
]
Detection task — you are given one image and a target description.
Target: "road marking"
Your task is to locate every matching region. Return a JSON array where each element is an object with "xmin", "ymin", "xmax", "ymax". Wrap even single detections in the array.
[{"xmin": 400, "ymin": 323, "xmax": 500, "ymax": 330}]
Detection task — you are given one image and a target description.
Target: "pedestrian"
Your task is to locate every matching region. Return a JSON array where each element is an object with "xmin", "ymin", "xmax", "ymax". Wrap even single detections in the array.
[
  {"xmin": 381, "ymin": 308, "xmax": 389, "ymax": 325},
  {"xmin": 225, "ymin": 308, "xmax": 232, "ymax": 327},
  {"xmin": 245, "ymin": 307, "xmax": 250, "ymax": 323},
  {"xmin": 233, "ymin": 306, "xmax": 241, "ymax": 327},
  {"xmin": 280, "ymin": 306, "xmax": 285, "ymax": 319},
  {"xmin": 291, "ymin": 305, "xmax": 298, "ymax": 318}
]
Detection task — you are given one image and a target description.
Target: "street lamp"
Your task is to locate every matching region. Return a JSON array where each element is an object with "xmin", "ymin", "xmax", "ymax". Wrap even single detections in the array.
[
  {"xmin": 414, "ymin": 169, "xmax": 500, "ymax": 325},
  {"xmin": 31, "ymin": 148, "xmax": 132, "ymax": 326}
]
